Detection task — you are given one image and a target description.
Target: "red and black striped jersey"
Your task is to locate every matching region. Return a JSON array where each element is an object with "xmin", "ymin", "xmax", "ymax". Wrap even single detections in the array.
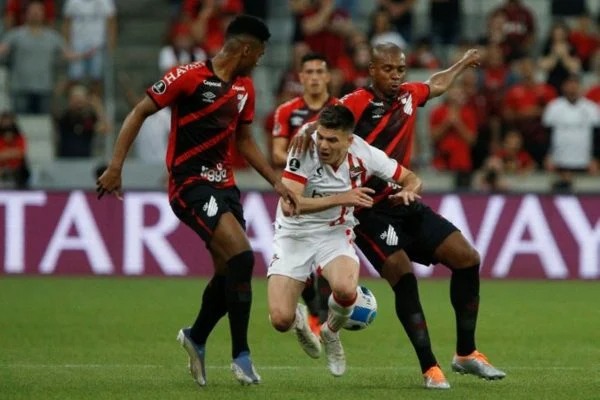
[
  {"xmin": 272, "ymin": 96, "xmax": 338, "ymax": 139},
  {"xmin": 146, "ymin": 60, "xmax": 254, "ymax": 198},
  {"xmin": 340, "ymin": 82, "xmax": 430, "ymax": 200}
]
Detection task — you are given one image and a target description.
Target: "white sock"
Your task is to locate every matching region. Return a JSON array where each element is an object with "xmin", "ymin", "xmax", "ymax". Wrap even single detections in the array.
[{"xmin": 325, "ymin": 293, "xmax": 356, "ymax": 332}]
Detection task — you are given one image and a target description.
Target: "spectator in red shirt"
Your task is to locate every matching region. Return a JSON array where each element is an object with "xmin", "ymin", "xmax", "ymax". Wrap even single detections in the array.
[
  {"xmin": 184, "ymin": 0, "xmax": 243, "ymax": 57},
  {"xmin": 490, "ymin": 0, "xmax": 535, "ymax": 61},
  {"xmin": 4, "ymin": 0, "xmax": 55, "ymax": 29},
  {"xmin": 568, "ymin": 13, "xmax": 600, "ymax": 71},
  {"xmin": 503, "ymin": 55, "xmax": 557, "ymax": 167},
  {"xmin": 406, "ymin": 37, "xmax": 441, "ymax": 70},
  {"xmin": 492, "ymin": 129, "xmax": 535, "ymax": 173},
  {"xmin": 296, "ymin": 0, "xmax": 354, "ymax": 68},
  {"xmin": 0, "ymin": 112, "xmax": 29, "ymax": 188},
  {"xmin": 430, "ymin": 84, "xmax": 478, "ymax": 173}
]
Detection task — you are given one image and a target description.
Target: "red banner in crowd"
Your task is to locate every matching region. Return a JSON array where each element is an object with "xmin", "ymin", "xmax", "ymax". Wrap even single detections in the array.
[{"xmin": 0, "ymin": 191, "xmax": 599, "ymax": 279}]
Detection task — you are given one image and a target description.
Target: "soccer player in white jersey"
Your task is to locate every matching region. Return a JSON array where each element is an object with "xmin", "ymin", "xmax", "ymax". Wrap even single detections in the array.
[{"xmin": 267, "ymin": 104, "xmax": 422, "ymax": 376}]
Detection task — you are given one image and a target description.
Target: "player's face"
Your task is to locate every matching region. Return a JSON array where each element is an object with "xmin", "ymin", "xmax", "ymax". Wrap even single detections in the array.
[
  {"xmin": 369, "ymin": 52, "xmax": 407, "ymax": 98},
  {"xmin": 239, "ymin": 41, "xmax": 266, "ymax": 76},
  {"xmin": 299, "ymin": 60, "xmax": 330, "ymax": 97},
  {"xmin": 316, "ymin": 125, "xmax": 352, "ymax": 167}
]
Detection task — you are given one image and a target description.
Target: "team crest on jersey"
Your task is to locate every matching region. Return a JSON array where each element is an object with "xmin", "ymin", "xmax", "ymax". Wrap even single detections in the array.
[
  {"xmin": 151, "ymin": 80, "xmax": 167, "ymax": 95},
  {"xmin": 290, "ymin": 116, "xmax": 304, "ymax": 127},
  {"xmin": 288, "ymin": 158, "xmax": 301, "ymax": 171},
  {"xmin": 400, "ymin": 94, "xmax": 413, "ymax": 115}
]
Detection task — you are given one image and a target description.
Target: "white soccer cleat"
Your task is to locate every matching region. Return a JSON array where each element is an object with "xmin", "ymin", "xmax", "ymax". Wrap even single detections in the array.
[
  {"xmin": 231, "ymin": 352, "xmax": 261, "ymax": 385},
  {"xmin": 294, "ymin": 304, "xmax": 322, "ymax": 358},
  {"xmin": 177, "ymin": 328, "xmax": 206, "ymax": 387},
  {"xmin": 451, "ymin": 351, "xmax": 506, "ymax": 380},
  {"xmin": 320, "ymin": 324, "xmax": 346, "ymax": 377}
]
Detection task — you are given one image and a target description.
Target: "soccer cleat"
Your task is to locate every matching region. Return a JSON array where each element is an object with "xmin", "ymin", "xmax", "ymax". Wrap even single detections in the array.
[
  {"xmin": 231, "ymin": 351, "xmax": 261, "ymax": 385},
  {"xmin": 423, "ymin": 365, "xmax": 451, "ymax": 389},
  {"xmin": 319, "ymin": 324, "xmax": 346, "ymax": 377},
  {"xmin": 307, "ymin": 313, "xmax": 322, "ymax": 336},
  {"xmin": 177, "ymin": 328, "xmax": 206, "ymax": 387},
  {"xmin": 295, "ymin": 304, "xmax": 322, "ymax": 358},
  {"xmin": 451, "ymin": 351, "xmax": 506, "ymax": 380}
]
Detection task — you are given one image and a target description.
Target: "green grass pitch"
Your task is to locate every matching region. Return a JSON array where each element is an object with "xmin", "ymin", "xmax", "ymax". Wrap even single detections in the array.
[{"xmin": 1, "ymin": 277, "xmax": 598, "ymax": 400}]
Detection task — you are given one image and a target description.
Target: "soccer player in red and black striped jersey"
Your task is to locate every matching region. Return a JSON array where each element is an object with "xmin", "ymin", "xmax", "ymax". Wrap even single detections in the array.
[
  {"xmin": 347, "ymin": 44, "xmax": 505, "ymax": 388},
  {"xmin": 96, "ymin": 15, "xmax": 298, "ymax": 387},
  {"xmin": 272, "ymin": 52, "xmax": 337, "ymax": 335},
  {"xmin": 292, "ymin": 43, "xmax": 506, "ymax": 388},
  {"xmin": 272, "ymin": 53, "xmax": 338, "ymax": 167}
]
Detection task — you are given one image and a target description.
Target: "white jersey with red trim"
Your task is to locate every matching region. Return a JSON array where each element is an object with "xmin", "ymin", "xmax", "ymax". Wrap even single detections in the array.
[{"xmin": 277, "ymin": 134, "xmax": 403, "ymax": 231}]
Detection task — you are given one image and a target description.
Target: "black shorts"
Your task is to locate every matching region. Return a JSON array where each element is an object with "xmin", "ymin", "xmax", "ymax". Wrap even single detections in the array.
[
  {"xmin": 170, "ymin": 184, "xmax": 246, "ymax": 245},
  {"xmin": 354, "ymin": 200, "xmax": 458, "ymax": 272}
]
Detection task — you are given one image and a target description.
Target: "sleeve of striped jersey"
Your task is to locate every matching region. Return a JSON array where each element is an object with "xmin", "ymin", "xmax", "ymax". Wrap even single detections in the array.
[
  {"xmin": 239, "ymin": 79, "xmax": 255, "ymax": 124},
  {"xmin": 358, "ymin": 138, "xmax": 403, "ymax": 182},
  {"xmin": 146, "ymin": 65, "xmax": 196, "ymax": 109},
  {"xmin": 339, "ymin": 91, "xmax": 368, "ymax": 121},
  {"xmin": 402, "ymin": 82, "xmax": 430, "ymax": 107},
  {"xmin": 281, "ymin": 145, "xmax": 314, "ymax": 184},
  {"xmin": 272, "ymin": 103, "xmax": 291, "ymax": 138}
]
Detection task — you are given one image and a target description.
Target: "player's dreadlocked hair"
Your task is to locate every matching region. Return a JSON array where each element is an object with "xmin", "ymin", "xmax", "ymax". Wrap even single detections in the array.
[
  {"xmin": 226, "ymin": 15, "xmax": 271, "ymax": 42},
  {"xmin": 318, "ymin": 105, "xmax": 356, "ymax": 133}
]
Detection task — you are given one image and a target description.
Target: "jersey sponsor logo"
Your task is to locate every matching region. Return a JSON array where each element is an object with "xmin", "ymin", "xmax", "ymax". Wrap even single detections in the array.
[
  {"xmin": 203, "ymin": 196, "xmax": 219, "ymax": 217},
  {"xmin": 202, "ymin": 91, "xmax": 216, "ymax": 103},
  {"xmin": 151, "ymin": 80, "xmax": 167, "ymax": 95},
  {"xmin": 232, "ymin": 84, "xmax": 245, "ymax": 91},
  {"xmin": 288, "ymin": 158, "xmax": 300, "ymax": 171},
  {"xmin": 372, "ymin": 107, "xmax": 385, "ymax": 119},
  {"xmin": 203, "ymin": 79, "xmax": 222, "ymax": 87},
  {"xmin": 200, "ymin": 164, "xmax": 227, "ymax": 183},
  {"xmin": 380, "ymin": 224, "xmax": 399, "ymax": 246},
  {"xmin": 293, "ymin": 109, "xmax": 309, "ymax": 116},
  {"xmin": 369, "ymin": 100, "xmax": 384, "ymax": 107},
  {"xmin": 349, "ymin": 165, "xmax": 364, "ymax": 179},
  {"xmin": 163, "ymin": 61, "xmax": 204, "ymax": 86},
  {"xmin": 290, "ymin": 116, "xmax": 304, "ymax": 127}
]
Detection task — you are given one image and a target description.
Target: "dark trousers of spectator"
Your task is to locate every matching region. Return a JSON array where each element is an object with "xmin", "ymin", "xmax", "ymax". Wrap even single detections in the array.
[{"xmin": 12, "ymin": 92, "xmax": 52, "ymax": 114}]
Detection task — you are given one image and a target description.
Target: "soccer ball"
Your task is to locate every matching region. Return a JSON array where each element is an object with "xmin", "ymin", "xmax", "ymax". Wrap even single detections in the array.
[{"xmin": 343, "ymin": 286, "xmax": 377, "ymax": 331}]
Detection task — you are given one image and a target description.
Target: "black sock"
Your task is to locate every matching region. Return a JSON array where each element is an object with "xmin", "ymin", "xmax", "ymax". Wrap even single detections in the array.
[
  {"xmin": 450, "ymin": 264, "xmax": 480, "ymax": 356},
  {"xmin": 301, "ymin": 275, "xmax": 320, "ymax": 317},
  {"xmin": 393, "ymin": 273, "xmax": 437, "ymax": 373},
  {"xmin": 225, "ymin": 251, "xmax": 254, "ymax": 359},
  {"xmin": 317, "ymin": 275, "xmax": 331, "ymax": 323},
  {"xmin": 190, "ymin": 274, "xmax": 227, "ymax": 346}
]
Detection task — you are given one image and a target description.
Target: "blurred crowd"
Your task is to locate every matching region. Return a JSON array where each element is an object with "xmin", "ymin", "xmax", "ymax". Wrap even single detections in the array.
[{"xmin": 1, "ymin": 0, "xmax": 599, "ymax": 192}]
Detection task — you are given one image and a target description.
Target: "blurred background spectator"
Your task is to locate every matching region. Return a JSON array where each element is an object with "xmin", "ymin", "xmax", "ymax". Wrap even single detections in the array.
[
  {"xmin": 0, "ymin": 111, "xmax": 29, "ymax": 188},
  {"xmin": 0, "ymin": 1, "xmax": 89, "ymax": 114},
  {"xmin": 539, "ymin": 21, "xmax": 581, "ymax": 93},
  {"xmin": 159, "ymin": 22, "xmax": 207, "ymax": 73},
  {"xmin": 54, "ymin": 85, "xmax": 107, "ymax": 158},
  {"xmin": 62, "ymin": 0, "xmax": 117, "ymax": 96},
  {"xmin": 4, "ymin": 0, "xmax": 56, "ymax": 30},
  {"xmin": 542, "ymin": 74, "xmax": 600, "ymax": 191}
]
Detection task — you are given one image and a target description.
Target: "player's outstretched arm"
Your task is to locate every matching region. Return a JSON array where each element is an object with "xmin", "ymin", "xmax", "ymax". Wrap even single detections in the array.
[
  {"xmin": 426, "ymin": 49, "xmax": 480, "ymax": 99},
  {"xmin": 236, "ymin": 123, "xmax": 299, "ymax": 212},
  {"xmin": 96, "ymin": 95, "xmax": 158, "ymax": 199}
]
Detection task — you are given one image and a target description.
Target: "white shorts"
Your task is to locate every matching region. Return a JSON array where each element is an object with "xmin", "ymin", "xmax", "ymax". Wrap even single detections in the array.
[{"xmin": 268, "ymin": 225, "xmax": 359, "ymax": 282}]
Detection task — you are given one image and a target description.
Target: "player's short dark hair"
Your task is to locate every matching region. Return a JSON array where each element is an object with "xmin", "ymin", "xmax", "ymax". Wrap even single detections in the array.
[
  {"xmin": 301, "ymin": 52, "xmax": 329, "ymax": 67},
  {"xmin": 318, "ymin": 105, "xmax": 355, "ymax": 133},
  {"xmin": 225, "ymin": 15, "xmax": 271, "ymax": 42}
]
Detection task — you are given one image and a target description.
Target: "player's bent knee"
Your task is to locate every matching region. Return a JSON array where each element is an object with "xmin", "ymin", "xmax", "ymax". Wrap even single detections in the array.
[{"xmin": 269, "ymin": 309, "xmax": 295, "ymax": 332}]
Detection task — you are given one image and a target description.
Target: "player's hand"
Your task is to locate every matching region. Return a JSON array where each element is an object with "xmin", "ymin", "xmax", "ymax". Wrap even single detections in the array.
[
  {"xmin": 288, "ymin": 122, "xmax": 316, "ymax": 156},
  {"xmin": 96, "ymin": 165, "xmax": 123, "ymax": 200},
  {"xmin": 461, "ymin": 48, "xmax": 481, "ymax": 68},
  {"xmin": 388, "ymin": 189, "xmax": 421, "ymax": 206},
  {"xmin": 340, "ymin": 187, "xmax": 375, "ymax": 208},
  {"xmin": 274, "ymin": 181, "xmax": 299, "ymax": 215}
]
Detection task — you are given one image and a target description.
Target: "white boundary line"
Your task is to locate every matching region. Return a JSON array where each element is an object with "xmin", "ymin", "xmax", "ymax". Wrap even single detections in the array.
[{"xmin": 0, "ymin": 364, "xmax": 595, "ymax": 371}]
